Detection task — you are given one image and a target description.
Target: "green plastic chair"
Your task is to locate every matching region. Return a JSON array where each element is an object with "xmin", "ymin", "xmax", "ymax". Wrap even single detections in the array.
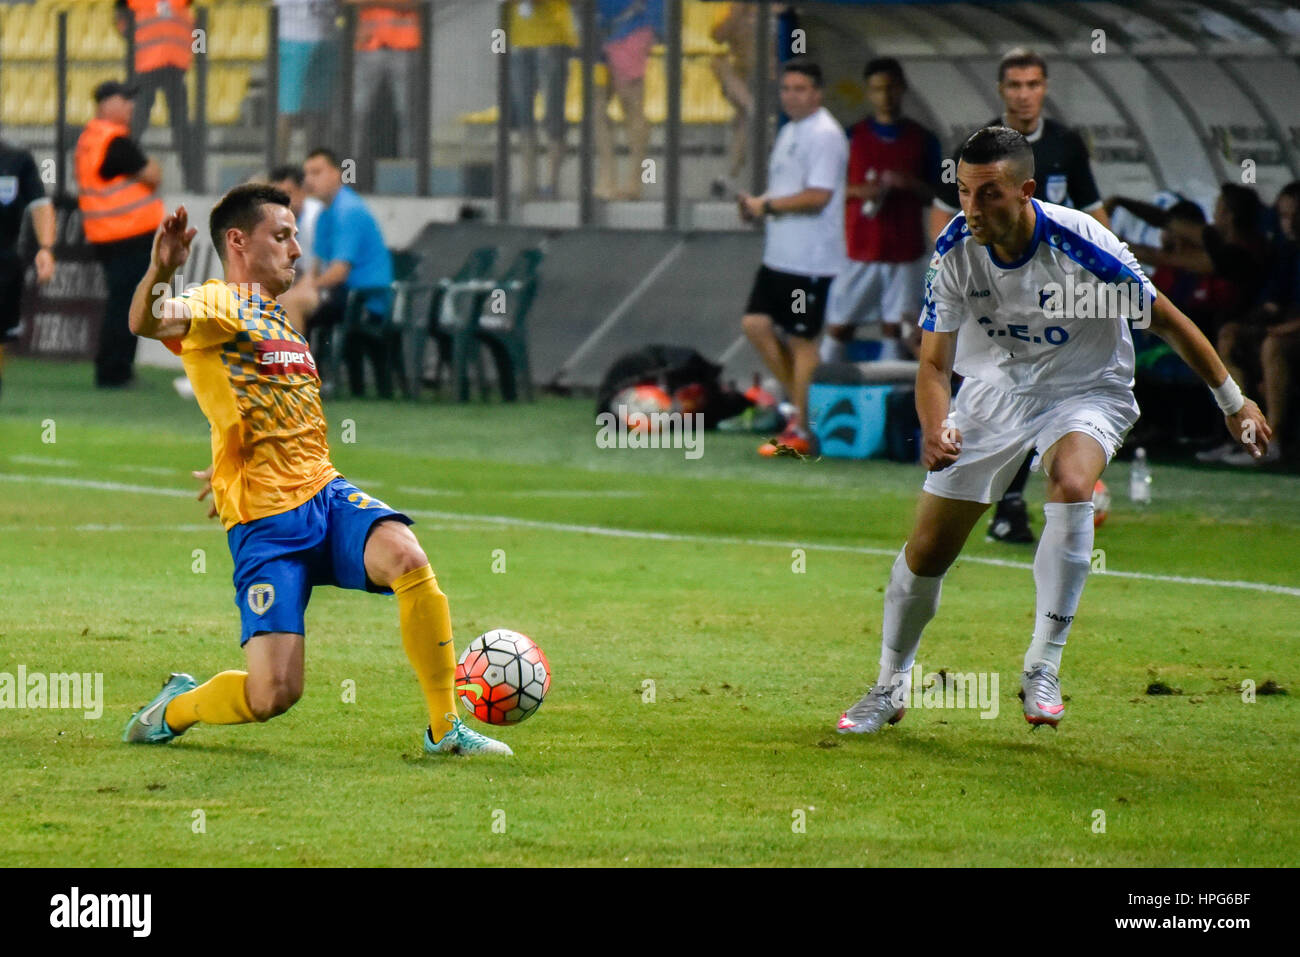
[
  {"xmin": 316, "ymin": 248, "xmax": 420, "ymax": 399},
  {"xmin": 322, "ymin": 285, "xmax": 400, "ymax": 399},
  {"xmin": 426, "ymin": 246, "xmax": 499, "ymax": 401},
  {"xmin": 475, "ymin": 248, "xmax": 543, "ymax": 402}
]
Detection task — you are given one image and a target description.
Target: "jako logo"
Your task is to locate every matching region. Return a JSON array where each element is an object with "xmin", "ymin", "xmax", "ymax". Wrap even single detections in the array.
[{"xmin": 49, "ymin": 887, "xmax": 151, "ymax": 937}]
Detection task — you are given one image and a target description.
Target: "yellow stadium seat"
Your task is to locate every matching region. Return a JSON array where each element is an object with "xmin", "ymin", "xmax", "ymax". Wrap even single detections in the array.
[
  {"xmin": 22, "ymin": 4, "xmax": 57, "ymax": 61},
  {"xmin": 690, "ymin": 53, "xmax": 731, "ymax": 125},
  {"xmin": 683, "ymin": 0, "xmax": 727, "ymax": 57},
  {"xmin": 206, "ymin": 5, "xmax": 240, "ymax": 60},
  {"xmin": 243, "ymin": 3, "xmax": 268, "ymax": 59},
  {"xmin": 0, "ymin": 7, "xmax": 17, "ymax": 62}
]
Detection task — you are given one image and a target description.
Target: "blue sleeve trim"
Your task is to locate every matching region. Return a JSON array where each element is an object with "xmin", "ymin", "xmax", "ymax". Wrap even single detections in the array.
[{"xmin": 1042, "ymin": 210, "xmax": 1156, "ymax": 308}]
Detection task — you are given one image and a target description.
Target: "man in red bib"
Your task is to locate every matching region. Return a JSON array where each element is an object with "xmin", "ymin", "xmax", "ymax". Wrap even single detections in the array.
[{"xmin": 822, "ymin": 58, "xmax": 942, "ymax": 365}]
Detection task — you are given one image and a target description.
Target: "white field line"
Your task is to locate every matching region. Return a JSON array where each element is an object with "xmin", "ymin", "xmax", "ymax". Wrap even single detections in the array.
[
  {"xmin": 9, "ymin": 454, "xmax": 79, "ymax": 467},
  {"xmin": 1, "ymin": 471, "xmax": 1297, "ymax": 597},
  {"xmin": 397, "ymin": 485, "xmax": 644, "ymax": 499}
]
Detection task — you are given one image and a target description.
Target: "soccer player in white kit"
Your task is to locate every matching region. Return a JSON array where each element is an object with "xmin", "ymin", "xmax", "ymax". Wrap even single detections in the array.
[{"xmin": 837, "ymin": 127, "xmax": 1271, "ymax": 733}]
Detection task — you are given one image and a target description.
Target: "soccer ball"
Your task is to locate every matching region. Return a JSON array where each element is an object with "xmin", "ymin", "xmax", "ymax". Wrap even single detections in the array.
[
  {"xmin": 612, "ymin": 384, "xmax": 672, "ymax": 432},
  {"xmin": 455, "ymin": 629, "xmax": 551, "ymax": 725},
  {"xmin": 1092, "ymin": 479, "xmax": 1111, "ymax": 527}
]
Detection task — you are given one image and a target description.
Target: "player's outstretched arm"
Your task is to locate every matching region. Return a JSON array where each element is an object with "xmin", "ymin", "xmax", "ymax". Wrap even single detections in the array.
[
  {"xmin": 916, "ymin": 329, "xmax": 962, "ymax": 471},
  {"xmin": 129, "ymin": 206, "xmax": 196, "ymax": 341},
  {"xmin": 1148, "ymin": 293, "xmax": 1272, "ymax": 457}
]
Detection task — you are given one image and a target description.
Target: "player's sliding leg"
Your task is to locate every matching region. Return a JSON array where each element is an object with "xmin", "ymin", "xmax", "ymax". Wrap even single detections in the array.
[
  {"xmin": 1020, "ymin": 432, "xmax": 1108, "ymax": 727},
  {"xmin": 362, "ymin": 519, "xmax": 511, "ymax": 757},
  {"xmin": 124, "ymin": 633, "xmax": 304, "ymax": 744},
  {"xmin": 122, "ymin": 672, "xmax": 198, "ymax": 743},
  {"xmin": 838, "ymin": 493, "xmax": 990, "ymax": 733}
]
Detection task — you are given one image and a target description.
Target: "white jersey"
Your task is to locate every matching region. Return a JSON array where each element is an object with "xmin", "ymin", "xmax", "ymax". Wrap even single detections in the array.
[
  {"xmin": 296, "ymin": 195, "xmax": 324, "ymax": 275},
  {"xmin": 762, "ymin": 106, "xmax": 848, "ymax": 277},
  {"xmin": 274, "ymin": 0, "xmax": 335, "ymax": 43},
  {"xmin": 920, "ymin": 200, "xmax": 1157, "ymax": 398}
]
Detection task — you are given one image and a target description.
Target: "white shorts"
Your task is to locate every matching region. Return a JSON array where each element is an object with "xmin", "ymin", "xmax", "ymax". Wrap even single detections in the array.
[
  {"xmin": 922, "ymin": 378, "xmax": 1140, "ymax": 504},
  {"xmin": 826, "ymin": 257, "xmax": 927, "ymax": 329}
]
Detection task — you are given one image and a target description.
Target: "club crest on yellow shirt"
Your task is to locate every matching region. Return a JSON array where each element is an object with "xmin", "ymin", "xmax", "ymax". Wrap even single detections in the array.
[{"xmin": 247, "ymin": 583, "xmax": 276, "ymax": 616}]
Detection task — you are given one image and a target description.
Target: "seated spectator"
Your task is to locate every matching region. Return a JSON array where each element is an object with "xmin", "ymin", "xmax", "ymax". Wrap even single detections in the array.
[
  {"xmin": 1208, "ymin": 180, "xmax": 1300, "ymax": 465},
  {"xmin": 1111, "ymin": 184, "xmax": 1270, "ymax": 344},
  {"xmin": 302, "ymin": 147, "xmax": 396, "ymax": 398}
]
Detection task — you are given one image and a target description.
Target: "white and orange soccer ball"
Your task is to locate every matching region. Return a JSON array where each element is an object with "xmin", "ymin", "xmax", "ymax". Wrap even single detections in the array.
[
  {"xmin": 455, "ymin": 629, "xmax": 551, "ymax": 726},
  {"xmin": 611, "ymin": 384, "xmax": 672, "ymax": 433},
  {"xmin": 1093, "ymin": 479, "xmax": 1111, "ymax": 528}
]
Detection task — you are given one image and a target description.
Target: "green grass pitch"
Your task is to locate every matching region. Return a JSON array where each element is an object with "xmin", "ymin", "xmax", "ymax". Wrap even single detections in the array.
[{"xmin": 1, "ymin": 359, "xmax": 1296, "ymax": 866}]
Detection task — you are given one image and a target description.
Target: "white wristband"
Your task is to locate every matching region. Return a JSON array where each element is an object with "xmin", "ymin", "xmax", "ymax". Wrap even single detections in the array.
[{"xmin": 1211, "ymin": 376, "xmax": 1245, "ymax": 415}]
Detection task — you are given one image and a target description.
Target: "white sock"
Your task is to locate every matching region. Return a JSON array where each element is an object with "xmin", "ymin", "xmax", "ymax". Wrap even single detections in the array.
[
  {"xmin": 876, "ymin": 338, "xmax": 901, "ymax": 361},
  {"xmin": 819, "ymin": 334, "xmax": 846, "ymax": 364},
  {"xmin": 875, "ymin": 547, "xmax": 944, "ymax": 695},
  {"xmin": 1024, "ymin": 501, "xmax": 1094, "ymax": 673}
]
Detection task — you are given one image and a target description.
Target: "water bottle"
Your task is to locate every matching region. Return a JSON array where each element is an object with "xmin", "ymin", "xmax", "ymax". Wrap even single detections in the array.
[
  {"xmin": 861, "ymin": 169, "xmax": 880, "ymax": 218},
  {"xmin": 1129, "ymin": 447, "xmax": 1151, "ymax": 504}
]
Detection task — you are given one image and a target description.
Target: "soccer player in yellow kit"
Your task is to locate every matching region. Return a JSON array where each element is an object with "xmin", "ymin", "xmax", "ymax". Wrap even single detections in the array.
[{"xmin": 122, "ymin": 184, "xmax": 510, "ymax": 756}]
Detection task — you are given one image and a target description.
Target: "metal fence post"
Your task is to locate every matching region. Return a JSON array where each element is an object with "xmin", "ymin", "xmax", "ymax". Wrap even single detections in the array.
[
  {"xmin": 664, "ymin": 0, "xmax": 682, "ymax": 229},
  {"xmin": 579, "ymin": 0, "xmax": 596, "ymax": 226},
  {"xmin": 750, "ymin": 0, "xmax": 771, "ymax": 198},
  {"xmin": 195, "ymin": 5, "xmax": 208, "ymax": 191},
  {"xmin": 495, "ymin": 0, "xmax": 511, "ymax": 221}
]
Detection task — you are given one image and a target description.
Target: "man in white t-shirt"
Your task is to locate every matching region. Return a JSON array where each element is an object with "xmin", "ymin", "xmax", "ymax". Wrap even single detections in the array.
[
  {"xmin": 836, "ymin": 127, "xmax": 1271, "ymax": 735},
  {"xmin": 738, "ymin": 60, "xmax": 848, "ymax": 456}
]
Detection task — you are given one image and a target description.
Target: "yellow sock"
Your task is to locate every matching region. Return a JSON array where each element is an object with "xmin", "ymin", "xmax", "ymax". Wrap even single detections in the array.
[
  {"xmin": 393, "ymin": 564, "xmax": 458, "ymax": 740},
  {"xmin": 164, "ymin": 670, "xmax": 256, "ymax": 732}
]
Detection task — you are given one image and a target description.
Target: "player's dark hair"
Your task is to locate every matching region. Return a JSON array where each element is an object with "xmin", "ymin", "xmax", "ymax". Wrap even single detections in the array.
[
  {"xmin": 959, "ymin": 125, "xmax": 1035, "ymax": 183},
  {"xmin": 1166, "ymin": 199, "xmax": 1206, "ymax": 225},
  {"xmin": 781, "ymin": 59, "xmax": 823, "ymax": 88},
  {"xmin": 269, "ymin": 164, "xmax": 303, "ymax": 187},
  {"xmin": 1218, "ymin": 183, "xmax": 1263, "ymax": 236},
  {"xmin": 306, "ymin": 147, "xmax": 341, "ymax": 169},
  {"xmin": 210, "ymin": 183, "xmax": 291, "ymax": 263},
  {"xmin": 864, "ymin": 57, "xmax": 905, "ymax": 85},
  {"xmin": 998, "ymin": 47, "xmax": 1047, "ymax": 83}
]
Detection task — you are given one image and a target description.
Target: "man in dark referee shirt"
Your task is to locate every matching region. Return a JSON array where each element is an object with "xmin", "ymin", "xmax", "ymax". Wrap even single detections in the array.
[
  {"xmin": 0, "ymin": 138, "xmax": 57, "ymax": 400},
  {"xmin": 928, "ymin": 48, "xmax": 1110, "ymax": 544}
]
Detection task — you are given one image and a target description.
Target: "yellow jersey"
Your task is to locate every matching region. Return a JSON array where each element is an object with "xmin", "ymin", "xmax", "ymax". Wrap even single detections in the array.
[
  {"xmin": 163, "ymin": 280, "xmax": 339, "ymax": 530},
  {"xmin": 508, "ymin": 0, "xmax": 577, "ymax": 49}
]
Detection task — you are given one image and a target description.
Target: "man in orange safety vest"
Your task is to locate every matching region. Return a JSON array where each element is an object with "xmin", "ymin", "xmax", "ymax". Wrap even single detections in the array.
[
  {"xmin": 115, "ymin": 0, "xmax": 199, "ymax": 191},
  {"xmin": 75, "ymin": 81, "xmax": 165, "ymax": 388}
]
